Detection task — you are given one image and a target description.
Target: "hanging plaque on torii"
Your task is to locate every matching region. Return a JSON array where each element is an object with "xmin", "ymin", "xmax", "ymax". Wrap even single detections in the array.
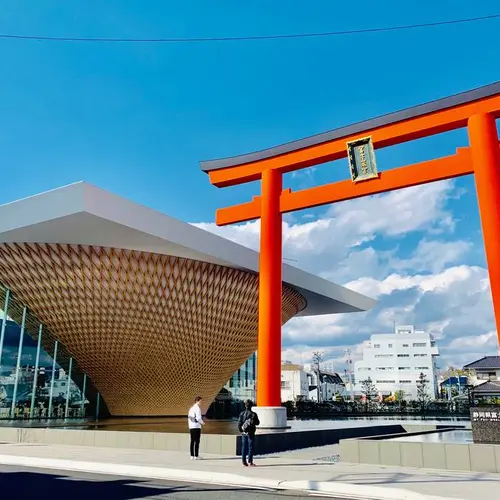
[{"xmin": 347, "ymin": 136, "xmax": 378, "ymax": 182}]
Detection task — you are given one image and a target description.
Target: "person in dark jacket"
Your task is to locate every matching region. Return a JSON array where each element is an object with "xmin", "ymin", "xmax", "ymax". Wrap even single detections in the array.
[{"xmin": 237, "ymin": 399, "xmax": 260, "ymax": 466}]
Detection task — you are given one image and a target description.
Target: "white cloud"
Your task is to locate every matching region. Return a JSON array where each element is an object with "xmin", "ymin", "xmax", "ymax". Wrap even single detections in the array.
[
  {"xmin": 325, "ymin": 180, "xmax": 456, "ymax": 237},
  {"xmin": 345, "ymin": 265, "xmax": 485, "ymax": 299},
  {"xmin": 195, "ymin": 180, "xmax": 457, "ymax": 280},
  {"xmin": 194, "ymin": 179, "xmax": 497, "ymax": 369},
  {"xmin": 290, "ymin": 166, "xmax": 317, "ymax": 180},
  {"xmin": 448, "ymin": 331, "xmax": 497, "ymax": 350},
  {"xmin": 393, "ymin": 239, "xmax": 471, "ymax": 274}
]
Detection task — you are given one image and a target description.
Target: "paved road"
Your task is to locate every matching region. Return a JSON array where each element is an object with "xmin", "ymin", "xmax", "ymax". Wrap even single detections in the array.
[{"xmin": 0, "ymin": 465, "xmax": 346, "ymax": 499}]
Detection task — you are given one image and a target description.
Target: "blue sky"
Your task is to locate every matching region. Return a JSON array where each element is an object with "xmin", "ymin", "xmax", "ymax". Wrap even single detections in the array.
[
  {"xmin": 0, "ymin": 1, "xmax": 498, "ymax": 218},
  {"xmin": 1, "ymin": 1, "xmax": 500, "ymax": 370}
]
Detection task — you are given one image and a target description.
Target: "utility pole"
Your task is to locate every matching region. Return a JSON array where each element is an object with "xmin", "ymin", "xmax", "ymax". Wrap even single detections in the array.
[
  {"xmin": 312, "ymin": 351, "xmax": 323, "ymax": 403},
  {"xmin": 345, "ymin": 349, "xmax": 354, "ymax": 401}
]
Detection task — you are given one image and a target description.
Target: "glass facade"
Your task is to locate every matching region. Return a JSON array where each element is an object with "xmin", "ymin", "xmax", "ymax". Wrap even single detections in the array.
[
  {"xmin": 1, "ymin": 282, "xmax": 257, "ymax": 420},
  {"xmin": 0, "ymin": 319, "xmax": 88, "ymax": 419},
  {"xmin": 226, "ymin": 352, "xmax": 257, "ymax": 403},
  {"xmin": 0, "ymin": 283, "xmax": 102, "ymax": 420},
  {"xmin": 207, "ymin": 352, "xmax": 257, "ymax": 418}
]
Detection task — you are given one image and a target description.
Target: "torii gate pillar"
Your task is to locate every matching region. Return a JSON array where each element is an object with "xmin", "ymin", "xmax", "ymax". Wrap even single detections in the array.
[
  {"xmin": 254, "ymin": 168, "xmax": 286, "ymax": 428},
  {"xmin": 469, "ymin": 113, "xmax": 500, "ymax": 344}
]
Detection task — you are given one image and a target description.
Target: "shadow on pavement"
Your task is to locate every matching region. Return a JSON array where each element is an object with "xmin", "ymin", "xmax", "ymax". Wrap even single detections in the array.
[
  {"xmin": 0, "ymin": 470, "xmax": 253, "ymax": 499},
  {"xmin": 331, "ymin": 470, "xmax": 500, "ymax": 485}
]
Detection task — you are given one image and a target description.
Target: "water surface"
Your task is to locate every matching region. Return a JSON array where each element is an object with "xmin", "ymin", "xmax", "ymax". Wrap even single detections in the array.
[{"xmin": 0, "ymin": 415, "xmax": 470, "ymax": 434}]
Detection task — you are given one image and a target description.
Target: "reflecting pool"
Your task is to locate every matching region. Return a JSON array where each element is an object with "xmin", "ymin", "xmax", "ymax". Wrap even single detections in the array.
[
  {"xmin": 389, "ymin": 429, "xmax": 473, "ymax": 443},
  {"xmin": 0, "ymin": 415, "xmax": 471, "ymax": 435}
]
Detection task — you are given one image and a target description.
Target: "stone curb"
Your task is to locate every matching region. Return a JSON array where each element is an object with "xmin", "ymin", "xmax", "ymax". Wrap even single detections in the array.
[{"xmin": 0, "ymin": 454, "xmax": 464, "ymax": 500}]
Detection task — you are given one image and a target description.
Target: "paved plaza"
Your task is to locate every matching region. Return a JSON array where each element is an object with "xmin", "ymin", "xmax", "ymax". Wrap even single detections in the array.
[
  {"xmin": 0, "ymin": 442, "xmax": 498, "ymax": 499},
  {"xmin": 0, "ymin": 464, "xmax": 325, "ymax": 500}
]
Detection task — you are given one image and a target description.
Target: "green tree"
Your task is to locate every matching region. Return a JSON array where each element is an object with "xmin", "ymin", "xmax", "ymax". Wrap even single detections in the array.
[
  {"xmin": 394, "ymin": 390, "xmax": 405, "ymax": 402},
  {"xmin": 416, "ymin": 372, "xmax": 430, "ymax": 410},
  {"xmin": 361, "ymin": 377, "xmax": 377, "ymax": 411}
]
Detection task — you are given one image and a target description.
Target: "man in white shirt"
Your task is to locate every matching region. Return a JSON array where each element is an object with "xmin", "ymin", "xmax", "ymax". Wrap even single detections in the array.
[{"xmin": 187, "ymin": 396, "xmax": 205, "ymax": 459}]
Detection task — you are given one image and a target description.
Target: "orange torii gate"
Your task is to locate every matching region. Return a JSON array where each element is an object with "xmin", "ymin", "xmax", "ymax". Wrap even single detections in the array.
[{"xmin": 200, "ymin": 82, "xmax": 500, "ymax": 426}]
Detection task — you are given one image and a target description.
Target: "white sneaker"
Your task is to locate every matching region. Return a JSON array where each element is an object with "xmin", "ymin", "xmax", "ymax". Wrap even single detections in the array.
[
  {"xmin": 190, "ymin": 456, "xmax": 194, "ymax": 460},
  {"xmin": 195, "ymin": 456, "xmax": 201, "ymax": 460}
]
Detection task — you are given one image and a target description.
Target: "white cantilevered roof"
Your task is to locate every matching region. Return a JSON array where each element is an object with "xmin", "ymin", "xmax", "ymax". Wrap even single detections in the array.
[{"xmin": 0, "ymin": 181, "xmax": 376, "ymax": 316}]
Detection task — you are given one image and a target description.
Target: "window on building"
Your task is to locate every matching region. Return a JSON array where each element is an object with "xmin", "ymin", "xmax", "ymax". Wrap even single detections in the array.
[
  {"xmin": 416, "ymin": 367, "xmax": 429, "ymax": 370},
  {"xmin": 398, "ymin": 367, "xmax": 411, "ymax": 370},
  {"xmin": 281, "ymin": 381, "xmax": 290, "ymax": 389},
  {"xmin": 400, "ymin": 380, "xmax": 412, "ymax": 384},
  {"xmin": 413, "ymin": 343, "xmax": 427, "ymax": 347},
  {"xmin": 402, "ymin": 344, "xmax": 409, "ymax": 347},
  {"xmin": 376, "ymin": 380, "xmax": 396, "ymax": 384},
  {"xmin": 398, "ymin": 354, "xmax": 410, "ymax": 358},
  {"xmin": 375, "ymin": 354, "xmax": 393, "ymax": 358},
  {"xmin": 388, "ymin": 344, "xmax": 393, "ymax": 348},
  {"xmin": 414, "ymin": 354, "xmax": 428, "ymax": 357},
  {"xmin": 373, "ymin": 344, "xmax": 381, "ymax": 348}
]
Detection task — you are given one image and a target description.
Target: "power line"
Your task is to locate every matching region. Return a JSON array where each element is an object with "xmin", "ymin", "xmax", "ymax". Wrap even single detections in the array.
[{"xmin": 0, "ymin": 13, "xmax": 498, "ymax": 44}]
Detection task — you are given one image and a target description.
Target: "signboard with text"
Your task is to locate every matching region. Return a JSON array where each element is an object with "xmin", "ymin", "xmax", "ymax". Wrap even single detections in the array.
[
  {"xmin": 472, "ymin": 409, "xmax": 500, "ymax": 422},
  {"xmin": 470, "ymin": 407, "xmax": 500, "ymax": 444},
  {"xmin": 347, "ymin": 136, "xmax": 378, "ymax": 182}
]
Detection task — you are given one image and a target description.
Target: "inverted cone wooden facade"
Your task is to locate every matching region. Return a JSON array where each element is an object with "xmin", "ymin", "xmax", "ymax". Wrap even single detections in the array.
[{"xmin": 0, "ymin": 243, "xmax": 306, "ymax": 416}]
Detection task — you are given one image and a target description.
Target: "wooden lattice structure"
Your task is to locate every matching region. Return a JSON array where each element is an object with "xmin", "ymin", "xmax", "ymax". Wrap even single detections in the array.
[{"xmin": 0, "ymin": 243, "xmax": 305, "ymax": 415}]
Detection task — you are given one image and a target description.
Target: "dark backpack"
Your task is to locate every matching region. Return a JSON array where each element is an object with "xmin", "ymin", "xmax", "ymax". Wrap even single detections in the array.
[{"xmin": 241, "ymin": 411, "xmax": 255, "ymax": 432}]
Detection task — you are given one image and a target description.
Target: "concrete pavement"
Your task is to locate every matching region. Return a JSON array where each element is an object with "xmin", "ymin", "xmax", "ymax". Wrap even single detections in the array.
[
  {"xmin": 0, "ymin": 442, "xmax": 497, "ymax": 499},
  {"xmin": 0, "ymin": 464, "xmax": 322, "ymax": 499}
]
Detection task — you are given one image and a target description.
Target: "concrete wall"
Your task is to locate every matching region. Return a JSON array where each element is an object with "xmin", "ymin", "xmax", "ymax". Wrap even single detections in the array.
[
  {"xmin": 247, "ymin": 424, "xmax": 406, "ymax": 455},
  {"xmin": 340, "ymin": 432, "xmax": 500, "ymax": 473},
  {"xmin": 0, "ymin": 424, "xmax": 408, "ymax": 456},
  {"xmin": 0, "ymin": 428, "xmax": 238, "ymax": 455}
]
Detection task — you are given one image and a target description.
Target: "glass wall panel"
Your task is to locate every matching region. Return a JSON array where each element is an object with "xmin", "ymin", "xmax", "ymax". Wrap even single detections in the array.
[
  {"xmin": 0, "ymin": 319, "xmax": 87, "ymax": 419},
  {"xmin": 209, "ymin": 352, "xmax": 257, "ymax": 418},
  {"xmin": 0, "ymin": 284, "xmax": 98, "ymax": 420}
]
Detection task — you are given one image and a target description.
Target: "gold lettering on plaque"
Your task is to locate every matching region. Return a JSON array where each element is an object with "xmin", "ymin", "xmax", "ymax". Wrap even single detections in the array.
[{"xmin": 359, "ymin": 145, "xmax": 368, "ymax": 175}]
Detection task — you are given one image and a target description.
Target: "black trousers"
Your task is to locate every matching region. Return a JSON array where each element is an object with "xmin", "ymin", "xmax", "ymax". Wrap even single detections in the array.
[{"xmin": 190, "ymin": 428, "xmax": 201, "ymax": 457}]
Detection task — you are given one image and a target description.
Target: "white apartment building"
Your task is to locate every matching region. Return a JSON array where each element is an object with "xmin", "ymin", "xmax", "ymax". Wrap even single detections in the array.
[
  {"xmin": 281, "ymin": 362, "xmax": 346, "ymax": 402},
  {"xmin": 354, "ymin": 325, "xmax": 440, "ymax": 400},
  {"xmin": 281, "ymin": 363, "xmax": 309, "ymax": 402}
]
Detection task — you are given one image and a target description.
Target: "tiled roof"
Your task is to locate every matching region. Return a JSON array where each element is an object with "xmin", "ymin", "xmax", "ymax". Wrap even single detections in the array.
[
  {"xmin": 320, "ymin": 373, "xmax": 344, "ymax": 385},
  {"xmin": 464, "ymin": 356, "xmax": 500, "ymax": 370},
  {"xmin": 472, "ymin": 381, "xmax": 500, "ymax": 393}
]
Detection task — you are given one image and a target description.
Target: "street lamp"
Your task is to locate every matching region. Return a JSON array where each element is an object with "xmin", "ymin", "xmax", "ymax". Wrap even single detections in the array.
[{"xmin": 312, "ymin": 351, "xmax": 324, "ymax": 403}]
